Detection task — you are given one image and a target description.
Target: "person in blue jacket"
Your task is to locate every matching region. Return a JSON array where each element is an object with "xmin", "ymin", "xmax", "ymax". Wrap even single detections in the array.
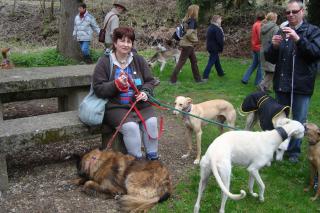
[{"xmin": 202, "ymin": 15, "xmax": 225, "ymax": 81}]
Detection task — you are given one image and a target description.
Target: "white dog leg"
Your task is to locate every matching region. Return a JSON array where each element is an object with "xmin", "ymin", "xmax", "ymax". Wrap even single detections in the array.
[
  {"xmin": 249, "ymin": 169, "xmax": 265, "ymax": 202},
  {"xmin": 160, "ymin": 61, "xmax": 166, "ymax": 72},
  {"xmin": 245, "ymin": 112, "xmax": 258, "ymax": 130},
  {"xmin": 248, "ymin": 174, "xmax": 258, "ymax": 197},
  {"xmin": 182, "ymin": 127, "xmax": 193, "ymax": 159},
  {"xmin": 194, "ymin": 160, "xmax": 211, "ymax": 213},
  {"xmin": 219, "ymin": 164, "xmax": 231, "ymax": 213}
]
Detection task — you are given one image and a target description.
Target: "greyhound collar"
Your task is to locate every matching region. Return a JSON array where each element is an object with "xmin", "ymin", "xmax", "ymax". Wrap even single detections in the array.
[
  {"xmin": 183, "ymin": 104, "xmax": 192, "ymax": 113},
  {"xmin": 275, "ymin": 127, "xmax": 288, "ymax": 141},
  {"xmin": 308, "ymin": 140, "xmax": 320, "ymax": 146},
  {"xmin": 182, "ymin": 104, "xmax": 192, "ymax": 120}
]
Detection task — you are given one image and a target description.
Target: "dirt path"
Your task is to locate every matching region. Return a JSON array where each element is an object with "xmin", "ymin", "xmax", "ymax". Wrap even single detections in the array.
[{"xmin": 0, "ymin": 99, "xmax": 195, "ymax": 212}]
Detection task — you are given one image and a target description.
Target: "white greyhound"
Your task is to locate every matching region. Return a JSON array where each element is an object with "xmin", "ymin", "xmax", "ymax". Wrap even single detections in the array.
[{"xmin": 194, "ymin": 118, "xmax": 305, "ymax": 213}]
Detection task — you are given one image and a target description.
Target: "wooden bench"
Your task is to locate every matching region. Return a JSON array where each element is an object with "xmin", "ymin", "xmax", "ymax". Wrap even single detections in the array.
[{"xmin": 0, "ymin": 65, "xmax": 125, "ymax": 194}]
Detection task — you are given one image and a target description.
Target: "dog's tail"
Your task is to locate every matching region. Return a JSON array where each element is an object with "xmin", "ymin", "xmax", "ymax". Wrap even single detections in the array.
[
  {"xmin": 119, "ymin": 192, "xmax": 170, "ymax": 212},
  {"xmin": 212, "ymin": 160, "xmax": 246, "ymax": 200}
]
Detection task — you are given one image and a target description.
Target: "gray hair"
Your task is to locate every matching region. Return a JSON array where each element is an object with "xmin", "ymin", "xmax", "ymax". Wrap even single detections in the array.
[{"xmin": 288, "ymin": 0, "xmax": 304, "ymax": 9}]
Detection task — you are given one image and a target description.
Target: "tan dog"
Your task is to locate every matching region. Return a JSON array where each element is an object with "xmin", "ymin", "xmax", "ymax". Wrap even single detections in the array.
[
  {"xmin": 1, "ymin": 48, "xmax": 14, "ymax": 69},
  {"xmin": 173, "ymin": 96, "xmax": 236, "ymax": 164},
  {"xmin": 148, "ymin": 44, "xmax": 181, "ymax": 72},
  {"xmin": 304, "ymin": 123, "xmax": 320, "ymax": 201},
  {"xmin": 73, "ymin": 149, "xmax": 172, "ymax": 212}
]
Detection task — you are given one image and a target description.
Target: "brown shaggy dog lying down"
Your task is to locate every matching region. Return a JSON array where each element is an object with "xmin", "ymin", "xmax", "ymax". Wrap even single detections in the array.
[{"xmin": 73, "ymin": 149, "xmax": 172, "ymax": 212}]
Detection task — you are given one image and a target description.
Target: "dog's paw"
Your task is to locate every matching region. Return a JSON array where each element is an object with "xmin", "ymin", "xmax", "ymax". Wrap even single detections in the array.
[
  {"xmin": 114, "ymin": 194, "xmax": 121, "ymax": 200},
  {"xmin": 82, "ymin": 187, "xmax": 97, "ymax": 197},
  {"xmin": 250, "ymin": 192, "xmax": 258, "ymax": 198},
  {"xmin": 311, "ymin": 196, "xmax": 318, "ymax": 201},
  {"xmin": 193, "ymin": 159, "xmax": 200, "ymax": 164},
  {"xmin": 60, "ymin": 180, "xmax": 77, "ymax": 191},
  {"xmin": 181, "ymin": 154, "xmax": 189, "ymax": 159}
]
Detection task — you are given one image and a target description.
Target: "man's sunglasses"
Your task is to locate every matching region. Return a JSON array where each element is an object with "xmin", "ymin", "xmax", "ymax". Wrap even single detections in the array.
[{"xmin": 285, "ymin": 8, "xmax": 302, "ymax": 15}]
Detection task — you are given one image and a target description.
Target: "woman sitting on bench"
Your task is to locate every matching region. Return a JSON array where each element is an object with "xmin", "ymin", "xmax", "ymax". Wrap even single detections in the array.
[{"xmin": 92, "ymin": 27, "xmax": 159, "ymax": 160}]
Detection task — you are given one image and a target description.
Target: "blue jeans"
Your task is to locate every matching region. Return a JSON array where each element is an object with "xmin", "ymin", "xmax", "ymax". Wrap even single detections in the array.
[
  {"xmin": 79, "ymin": 41, "xmax": 90, "ymax": 57},
  {"xmin": 275, "ymin": 92, "xmax": 311, "ymax": 158},
  {"xmin": 242, "ymin": 51, "xmax": 262, "ymax": 85},
  {"xmin": 203, "ymin": 52, "xmax": 224, "ymax": 79}
]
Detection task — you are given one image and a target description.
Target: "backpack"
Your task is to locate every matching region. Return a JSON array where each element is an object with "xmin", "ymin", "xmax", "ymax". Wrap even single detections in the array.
[{"xmin": 172, "ymin": 23, "xmax": 186, "ymax": 41}]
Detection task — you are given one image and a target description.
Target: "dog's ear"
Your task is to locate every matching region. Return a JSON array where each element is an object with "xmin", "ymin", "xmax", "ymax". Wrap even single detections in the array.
[
  {"xmin": 275, "ymin": 118, "xmax": 291, "ymax": 127},
  {"xmin": 186, "ymin": 97, "xmax": 192, "ymax": 104}
]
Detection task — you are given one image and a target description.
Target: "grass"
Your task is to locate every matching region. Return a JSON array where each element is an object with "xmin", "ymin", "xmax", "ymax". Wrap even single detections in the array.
[
  {"xmin": 5, "ymin": 48, "xmax": 104, "ymax": 67},
  {"xmin": 142, "ymin": 51, "xmax": 320, "ymax": 212}
]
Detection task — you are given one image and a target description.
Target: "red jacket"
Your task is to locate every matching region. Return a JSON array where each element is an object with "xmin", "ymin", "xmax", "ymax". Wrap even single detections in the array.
[{"xmin": 251, "ymin": 20, "xmax": 261, "ymax": 52}]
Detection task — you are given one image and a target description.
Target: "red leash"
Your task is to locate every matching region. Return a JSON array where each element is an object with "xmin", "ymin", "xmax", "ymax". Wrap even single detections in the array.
[
  {"xmin": 127, "ymin": 77, "xmax": 165, "ymax": 139},
  {"xmin": 106, "ymin": 99, "xmax": 138, "ymax": 149},
  {"xmin": 106, "ymin": 77, "xmax": 165, "ymax": 149}
]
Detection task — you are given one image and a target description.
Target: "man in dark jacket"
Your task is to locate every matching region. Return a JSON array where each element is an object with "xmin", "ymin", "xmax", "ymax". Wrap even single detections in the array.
[
  {"xmin": 202, "ymin": 15, "xmax": 225, "ymax": 81},
  {"xmin": 265, "ymin": 0, "xmax": 320, "ymax": 163}
]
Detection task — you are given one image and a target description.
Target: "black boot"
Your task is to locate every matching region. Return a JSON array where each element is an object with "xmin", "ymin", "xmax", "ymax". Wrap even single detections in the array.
[{"xmin": 84, "ymin": 56, "xmax": 93, "ymax": 64}]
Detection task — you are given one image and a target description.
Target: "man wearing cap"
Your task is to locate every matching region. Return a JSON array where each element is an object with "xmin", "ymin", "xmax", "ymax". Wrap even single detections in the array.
[{"xmin": 103, "ymin": 0, "xmax": 127, "ymax": 49}]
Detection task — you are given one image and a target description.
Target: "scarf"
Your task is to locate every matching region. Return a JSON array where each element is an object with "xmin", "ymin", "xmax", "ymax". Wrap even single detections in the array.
[{"xmin": 80, "ymin": 10, "xmax": 86, "ymax": 19}]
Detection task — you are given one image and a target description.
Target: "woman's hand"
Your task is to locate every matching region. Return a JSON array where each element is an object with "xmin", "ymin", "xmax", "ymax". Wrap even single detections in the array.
[{"xmin": 136, "ymin": 92, "xmax": 148, "ymax": 102}]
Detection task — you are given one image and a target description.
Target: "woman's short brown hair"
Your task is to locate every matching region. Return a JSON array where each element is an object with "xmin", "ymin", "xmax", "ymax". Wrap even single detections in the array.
[{"xmin": 112, "ymin": 27, "xmax": 135, "ymax": 51}]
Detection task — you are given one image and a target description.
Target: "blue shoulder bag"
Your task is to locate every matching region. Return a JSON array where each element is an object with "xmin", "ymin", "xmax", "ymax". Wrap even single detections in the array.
[{"xmin": 79, "ymin": 53, "xmax": 113, "ymax": 126}]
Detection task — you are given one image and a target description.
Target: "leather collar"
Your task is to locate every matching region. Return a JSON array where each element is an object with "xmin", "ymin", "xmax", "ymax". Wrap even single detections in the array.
[{"xmin": 275, "ymin": 127, "xmax": 288, "ymax": 141}]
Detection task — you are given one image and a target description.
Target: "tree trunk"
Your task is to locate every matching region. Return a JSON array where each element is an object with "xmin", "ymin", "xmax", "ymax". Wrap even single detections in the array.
[
  {"xmin": 57, "ymin": 0, "xmax": 82, "ymax": 62},
  {"xmin": 40, "ymin": 0, "xmax": 46, "ymax": 15},
  {"xmin": 50, "ymin": 0, "xmax": 55, "ymax": 21},
  {"xmin": 11, "ymin": 0, "xmax": 17, "ymax": 15}
]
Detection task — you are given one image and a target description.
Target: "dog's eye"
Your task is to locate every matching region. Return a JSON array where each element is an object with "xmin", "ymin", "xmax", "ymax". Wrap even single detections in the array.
[{"xmin": 179, "ymin": 104, "xmax": 183, "ymax": 107}]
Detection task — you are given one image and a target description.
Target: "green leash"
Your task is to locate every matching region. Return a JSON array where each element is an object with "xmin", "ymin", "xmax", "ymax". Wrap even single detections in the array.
[{"xmin": 148, "ymin": 95, "xmax": 241, "ymax": 131}]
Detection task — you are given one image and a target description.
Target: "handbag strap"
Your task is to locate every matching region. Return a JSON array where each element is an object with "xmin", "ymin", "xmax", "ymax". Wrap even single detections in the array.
[{"xmin": 103, "ymin": 14, "xmax": 116, "ymax": 30}]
